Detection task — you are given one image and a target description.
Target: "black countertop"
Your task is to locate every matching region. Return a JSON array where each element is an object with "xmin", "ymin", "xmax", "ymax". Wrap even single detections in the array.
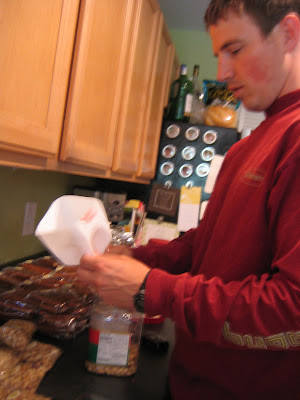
[{"xmin": 37, "ymin": 319, "xmax": 174, "ymax": 400}]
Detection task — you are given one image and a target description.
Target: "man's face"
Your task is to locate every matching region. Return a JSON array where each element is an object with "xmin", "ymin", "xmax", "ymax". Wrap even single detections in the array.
[{"xmin": 209, "ymin": 10, "xmax": 287, "ymax": 111}]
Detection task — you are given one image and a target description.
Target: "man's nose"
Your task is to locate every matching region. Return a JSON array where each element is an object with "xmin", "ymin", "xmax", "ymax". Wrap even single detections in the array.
[{"xmin": 217, "ymin": 56, "xmax": 234, "ymax": 82}]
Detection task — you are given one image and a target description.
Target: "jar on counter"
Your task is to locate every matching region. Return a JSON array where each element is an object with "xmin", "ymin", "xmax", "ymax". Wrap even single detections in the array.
[{"xmin": 85, "ymin": 299, "xmax": 143, "ymax": 377}]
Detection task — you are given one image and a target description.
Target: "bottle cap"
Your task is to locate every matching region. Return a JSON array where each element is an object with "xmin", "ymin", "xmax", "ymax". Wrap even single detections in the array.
[{"xmin": 180, "ymin": 64, "xmax": 187, "ymax": 75}]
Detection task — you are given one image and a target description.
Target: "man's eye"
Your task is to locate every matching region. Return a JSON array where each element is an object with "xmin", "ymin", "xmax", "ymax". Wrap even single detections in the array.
[{"xmin": 231, "ymin": 48, "xmax": 241, "ymax": 55}]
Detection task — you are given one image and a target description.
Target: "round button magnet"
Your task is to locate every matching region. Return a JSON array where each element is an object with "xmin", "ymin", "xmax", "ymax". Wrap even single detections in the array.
[
  {"xmin": 160, "ymin": 162, "xmax": 175, "ymax": 176},
  {"xmin": 179, "ymin": 164, "xmax": 194, "ymax": 178},
  {"xmin": 162, "ymin": 144, "xmax": 176, "ymax": 159},
  {"xmin": 181, "ymin": 146, "xmax": 196, "ymax": 161},
  {"xmin": 185, "ymin": 127, "xmax": 200, "ymax": 141},
  {"xmin": 166, "ymin": 124, "xmax": 180, "ymax": 139},
  {"xmin": 203, "ymin": 130, "xmax": 218, "ymax": 145},
  {"xmin": 196, "ymin": 163, "xmax": 210, "ymax": 177},
  {"xmin": 201, "ymin": 147, "xmax": 216, "ymax": 162}
]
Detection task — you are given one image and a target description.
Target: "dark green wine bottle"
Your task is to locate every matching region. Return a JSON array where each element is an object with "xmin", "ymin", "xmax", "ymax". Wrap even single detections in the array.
[{"xmin": 167, "ymin": 64, "xmax": 194, "ymax": 121}]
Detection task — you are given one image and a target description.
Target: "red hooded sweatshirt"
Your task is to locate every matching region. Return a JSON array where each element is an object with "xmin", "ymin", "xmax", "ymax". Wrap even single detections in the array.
[{"xmin": 133, "ymin": 90, "xmax": 300, "ymax": 400}]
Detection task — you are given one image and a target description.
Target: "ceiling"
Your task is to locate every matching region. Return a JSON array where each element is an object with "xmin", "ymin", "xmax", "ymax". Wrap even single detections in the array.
[{"xmin": 158, "ymin": 0, "xmax": 211, "ymax": 31}]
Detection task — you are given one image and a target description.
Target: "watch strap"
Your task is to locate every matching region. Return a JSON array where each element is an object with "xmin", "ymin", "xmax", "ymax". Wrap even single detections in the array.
[{"xmin": 133, "ymin": 270, "xmax": 151, "ymax": 313}]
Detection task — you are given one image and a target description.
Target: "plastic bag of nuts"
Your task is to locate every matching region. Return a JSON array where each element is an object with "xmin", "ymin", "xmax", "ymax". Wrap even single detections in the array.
[
  {"xmin": 20, "ymin": 341, "xmax": 62, "ymax": 370},
  {"xmin": 85, "ymin": 299, "xmax": 143, "ymax": 377},
  {"xmin": 0, "ymin": 362, "xmax": 47, "ymax": 393},
  {"xmin": 0, "ymin": 346, "xmax": 20, "ymax": 373},
  {"xmin": 3, "ymin": 389, "xmax": 52, "ymax": 400},
  {"xmin": 0, "ymin": 319, "xmax": 37, "ymax": 351}
]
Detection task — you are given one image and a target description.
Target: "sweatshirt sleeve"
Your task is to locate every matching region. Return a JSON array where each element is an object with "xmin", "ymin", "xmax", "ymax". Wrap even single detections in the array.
[
  {"xmin": 132, "ymin": 227, "xmax": 197, "ymax": 274},
  {"xmin": 143, "ymin": 156, "xmax": 300, "ymax": 351}
]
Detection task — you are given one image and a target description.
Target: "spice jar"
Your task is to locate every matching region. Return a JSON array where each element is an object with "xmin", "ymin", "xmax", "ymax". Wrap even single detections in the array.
[{"xmin": 85, "ymin": 299, "xmax": 143, "ymax": 377}]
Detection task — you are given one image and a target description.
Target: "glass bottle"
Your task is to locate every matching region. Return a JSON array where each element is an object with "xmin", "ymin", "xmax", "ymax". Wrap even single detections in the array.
[
  {"xmin": 190, "ymin": 64, "xmax": 205, "ymax": 124},
  {"xmin": 191, "ymin": 65, "xmax": 201, "ymax": 95},
  {"xmin": 167, "ymin": 64, "xmax": 194, "ymax": 121}
]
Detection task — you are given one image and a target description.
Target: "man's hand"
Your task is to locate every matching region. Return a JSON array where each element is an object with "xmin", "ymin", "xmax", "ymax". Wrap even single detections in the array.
[
  {"xmin": 77, "ymin": 253, "xmax": 150, "ymax": 311},
  {"xmin": 104, "ymin": 244, "xmax": 133, "ymax": 257}
]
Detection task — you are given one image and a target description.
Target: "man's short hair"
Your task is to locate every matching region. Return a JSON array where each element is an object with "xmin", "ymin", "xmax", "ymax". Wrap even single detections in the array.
[{"xmin": 205, "ymin": 0, "xmax": 300, "ymax": 35}]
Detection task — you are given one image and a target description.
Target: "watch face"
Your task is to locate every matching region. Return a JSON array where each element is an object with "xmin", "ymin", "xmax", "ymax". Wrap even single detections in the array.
[{"xmin": 133, "ymin": 291, "xmax": 145, "ymax": 313}]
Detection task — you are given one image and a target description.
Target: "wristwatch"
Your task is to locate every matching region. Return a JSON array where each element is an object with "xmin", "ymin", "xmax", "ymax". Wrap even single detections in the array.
[{"xmin": 133, "ymin": 270, "xmax": 151, "ymax": 313}]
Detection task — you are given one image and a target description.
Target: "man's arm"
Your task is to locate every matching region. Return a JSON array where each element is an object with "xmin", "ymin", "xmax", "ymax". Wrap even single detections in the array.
[{"xmin": 144, "ymin": 157, "xmax": 300, "ymax": 350}]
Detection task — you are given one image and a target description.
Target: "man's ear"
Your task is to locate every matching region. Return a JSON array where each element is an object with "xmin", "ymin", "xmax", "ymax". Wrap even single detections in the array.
[{"xmin": 279, "ymin": 13, "xmax": 300, "ymax": 52}]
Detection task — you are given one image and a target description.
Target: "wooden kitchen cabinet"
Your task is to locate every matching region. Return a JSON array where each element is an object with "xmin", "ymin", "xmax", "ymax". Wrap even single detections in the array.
[
  {"xmin": 61, "ymin": 0, "xmax": 164, "ymax": 179},
  {"xmin": 0, "ymin": 0, "xmax": 79, "ymax": 160},
  {"xmin": 111, "ymin": 0, "xmax": 162, "ymax": 176},
  {"xmin": 60, "ymin": 0, "xmax": 137, "ymax": 171},
  {"xmin": 137, "ymin": 19, "xmax": 175, "ymax": 179},
  {"xmin": 0, "ymin": 0, "xmax": 175, "ymax": 184}
]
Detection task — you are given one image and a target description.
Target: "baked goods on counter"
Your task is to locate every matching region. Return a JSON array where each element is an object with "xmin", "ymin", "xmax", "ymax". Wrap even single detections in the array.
[
  {"xmin": 0, "ymin": 288, "xmax": 36, "ymax": 320},
  {"xmin": 0, "ymin": 345, "xmax": 21, "ymax": 373},
  {"xmin": 204, "ymin": 104, "xmax": 237, "ymax": 128},
  {"xmin": 0, "ymin": 318, "xmax": 60, "ymax": 399},
  {"xmin": 0, "ymin": 257, "xmax": 92, "ymax": 399},
  {"xmin": 0, "ymin": 362, "xmax": 48, "ymax": 393},
  {"xmin": 1, "ymin": 389, "xmax": 52, "ymax": 400},
  {"xmin": 0, "ymin": 256, "xmax": 94, "ymax": 340},
  {"xmin": 20, "ymin": 341, "xmax": 62, "ymax": 370},
  {"xmin": 0, "ymin": 319, "xmax": 36, "ymax": 351}
]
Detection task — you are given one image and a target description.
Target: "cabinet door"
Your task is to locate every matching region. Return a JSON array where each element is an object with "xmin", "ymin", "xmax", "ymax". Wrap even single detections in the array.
[
  {"xmin": 60, "ymin": 0, "xmax": 136, "ymax": 169},
  {"xmin": 0, "ymin": 0, "xmax": 79, "ymax": 158},
  {"xmin": 112, "ymin": 0, "xmax": 161, "ymax": 176},
  {"xmin": 137, "ymin": 18, "xmax": 174, "ymax": 178}
]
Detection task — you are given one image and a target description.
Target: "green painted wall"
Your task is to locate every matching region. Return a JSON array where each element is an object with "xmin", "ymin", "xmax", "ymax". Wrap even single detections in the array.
[
  {"xmin": 0, "ymin": 166, "xmax": 99, "ymax": 265},
  {"xmin": 170, "ymin": 29, "xmax": 218, "ymax": 86}
]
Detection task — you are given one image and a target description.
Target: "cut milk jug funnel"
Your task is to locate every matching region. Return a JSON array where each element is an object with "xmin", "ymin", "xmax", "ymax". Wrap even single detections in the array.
[{"xmin": 35, "ymin": 195, "xmax": 112, "ymax": 265}]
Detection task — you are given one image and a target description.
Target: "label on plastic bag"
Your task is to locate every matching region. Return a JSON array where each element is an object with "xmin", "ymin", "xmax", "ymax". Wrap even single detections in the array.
[{"xmin": 88, "ymin": 328, "xmax": 130, "ymax": 366}]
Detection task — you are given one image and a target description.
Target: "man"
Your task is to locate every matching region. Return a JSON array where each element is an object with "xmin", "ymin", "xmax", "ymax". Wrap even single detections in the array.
[{"xmin": 78, "ymin": 1, "xmax": 300, "ymax": 398}]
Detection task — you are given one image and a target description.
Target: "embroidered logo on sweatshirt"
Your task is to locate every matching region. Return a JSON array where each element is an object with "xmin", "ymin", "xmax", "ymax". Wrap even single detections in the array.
[
  {"xmin": 242, "ymin": 169, "xmax": 265, "ymax": 187},
  {"xmin": 223, "ymin": 321, "xmax": 300, "ymax": 349}
]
